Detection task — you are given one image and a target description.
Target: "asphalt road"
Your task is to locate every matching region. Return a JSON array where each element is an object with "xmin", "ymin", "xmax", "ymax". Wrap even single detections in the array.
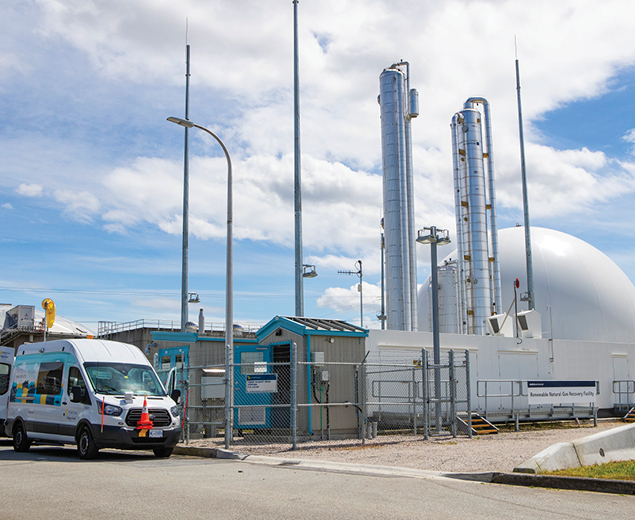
[{"xmin": 0, "ymin": 442, "xmax": 633, "ymax": 519}]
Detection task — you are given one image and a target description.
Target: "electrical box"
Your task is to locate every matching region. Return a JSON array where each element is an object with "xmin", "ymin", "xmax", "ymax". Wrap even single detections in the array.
[
  {"xmin": 312, "ymin": 351, "xmax": 325, "ymax": 366},
  {"xmin": 320, "ymin": 370, "xmax": 330, "ymax": 383},
  {"xmin": 201, "ymin": 376, "xmax": 225, "ymax": 399}
]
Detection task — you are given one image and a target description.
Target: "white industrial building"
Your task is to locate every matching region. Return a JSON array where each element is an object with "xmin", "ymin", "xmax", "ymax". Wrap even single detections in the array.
[{"xmin": 376, "ymin": 62, "xmax": 635, "ymax": 420}]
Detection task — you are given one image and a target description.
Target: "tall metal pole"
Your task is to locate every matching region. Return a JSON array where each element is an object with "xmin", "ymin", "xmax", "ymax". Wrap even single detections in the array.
[
  {"xmin": 181, "ymin": 44, "xmax": 191, "ymax": 331},
  {"xmin": 293, "ymin": 0, "xmax": 304, "ymax": 317},
  {"xmin": 515, "ymin": 57, "xmax": 535, "ymax": 310},
  {"xmin": 167, "ymin": 116, "xmax": 233, "ymax": 446},
  {"xmin": 429, "ymin": 228, "xmax": 442, "ymax": 433}
]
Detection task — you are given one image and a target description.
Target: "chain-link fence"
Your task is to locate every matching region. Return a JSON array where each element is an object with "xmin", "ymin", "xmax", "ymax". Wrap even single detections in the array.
[{"xmin": 166, "ymin": 346, "xmax": 472, "ymax": 448}]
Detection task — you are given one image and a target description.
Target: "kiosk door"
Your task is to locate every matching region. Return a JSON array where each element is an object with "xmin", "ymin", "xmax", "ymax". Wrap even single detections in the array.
[{"xmin": 234, "ymin": 345, "xmax": 274, "ymax": 430}]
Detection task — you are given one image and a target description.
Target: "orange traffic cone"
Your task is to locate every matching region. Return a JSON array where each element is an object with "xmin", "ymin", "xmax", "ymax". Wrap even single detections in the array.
[{"xmin": 136, "ymin": 395, "xmax": 154, "ymax": 430}]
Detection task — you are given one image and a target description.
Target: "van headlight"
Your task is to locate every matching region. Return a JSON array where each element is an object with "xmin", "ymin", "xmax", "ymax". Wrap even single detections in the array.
[
  {"xmin": 170, "ymin": 406, "xmax": 180, "ymax": 417},
  {"xmin": 99, "ymin": 402, "xmax": 123, "ymax": 416}
]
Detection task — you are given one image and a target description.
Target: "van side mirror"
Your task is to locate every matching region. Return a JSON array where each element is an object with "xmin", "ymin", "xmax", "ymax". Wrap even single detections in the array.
[
  {"xmin": 70, "ymin": 386, "xmax": 83, "ymax": 403},
  {"xmin": 170, "ymin": 389, "xmax": 181, "ymax": 404}
]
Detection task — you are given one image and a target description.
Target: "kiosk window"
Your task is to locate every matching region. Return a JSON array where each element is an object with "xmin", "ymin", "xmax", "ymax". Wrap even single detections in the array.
[
  {"xmin": 68, "ymin": 366, "xmax": 86, "ymax": 398},
  {"xmin": 241, "ymin": 352, "xmax": 264, "ymax": 375},
  {"xmin": 0, "ymin": 363, "xmax": 10, "ymax": 394},
  {"xmin": 37, "ymin": 361, "xmax": 63, "ymax": 395}
]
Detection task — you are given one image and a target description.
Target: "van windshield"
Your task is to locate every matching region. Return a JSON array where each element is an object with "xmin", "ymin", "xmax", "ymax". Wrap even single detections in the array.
[{"xmin": 84, "ymin": 363, "xmax": 166, "ymax": 396}]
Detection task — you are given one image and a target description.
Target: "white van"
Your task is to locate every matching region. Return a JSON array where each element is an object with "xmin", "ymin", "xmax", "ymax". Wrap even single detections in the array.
[
  {"xmin": 4, "ymin": 339, "xmax": 182, "ymax": 459},
  {"xmin": 0, "ymin": 346, "xmax": 15, "ymax": 433}
]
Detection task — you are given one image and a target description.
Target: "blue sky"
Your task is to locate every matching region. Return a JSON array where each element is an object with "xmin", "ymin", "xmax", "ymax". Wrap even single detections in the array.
[{"xmin": 2, "ymin": 0, "xmax": 635, "ymax": 332}]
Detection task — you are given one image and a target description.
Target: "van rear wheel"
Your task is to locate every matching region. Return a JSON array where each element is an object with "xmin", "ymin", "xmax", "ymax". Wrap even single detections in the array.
[
  {"xmin": 13, "ymin": 422, "xmax": 31, "ymax": 452},
  {"xmin": 153, "ymin": 447, "xmax": 173, "ymax": 458},
  {"xmin": 77, "ymin": 426, "xmax": 99, "ymax": 460}
]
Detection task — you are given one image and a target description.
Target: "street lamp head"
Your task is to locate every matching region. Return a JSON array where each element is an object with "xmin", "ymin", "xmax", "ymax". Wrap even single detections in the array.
[
  {"xmin": 302, "ymin": 264, "xmax": 318, "ymax": 278},
  {"xmin": 437, "ymin": 230, "xmax": 451, "ymax": 246},
  {"xmin": 167, "ymin": 116, "xmax": 194, "ymax": 128},
  {"xmin": 416, "ymin": 230, "xmax": 436, "ymax": 244}
]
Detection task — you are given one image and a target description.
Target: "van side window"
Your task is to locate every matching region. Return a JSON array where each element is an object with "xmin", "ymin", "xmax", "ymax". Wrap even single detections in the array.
[
  {"xmin": 68, "ymin": 366, "xmax": 87, "ymax": 399},
  {"xmin": 36, "ymin": 361, "xmax": 63, "ymax": 395},
  {"xmin": 0, "ymin": 363, "xmax": 10, "ymax": 394}
]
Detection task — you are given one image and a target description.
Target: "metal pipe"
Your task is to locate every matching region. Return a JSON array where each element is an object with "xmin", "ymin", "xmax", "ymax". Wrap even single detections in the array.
[
  {"xmin": 395, "ymin": 77, "xmax": 411, "ymax": 330},
  {"xmin": 181, "ymin": 44, "xmax": 191, "ymax": 332},
  {"xmin": 398, "ymin": 62, "xmax": 419, "ymax": 331},
  {"xmin": 380, "ymin": 231, "xmax": 386, "ymax": 330},
  {"xmin": 515, "ymin": 59, "xmax": 535, "ymax": 310},
  {"xmin": 451, "ymin": 114, "xmax": 467, "ymax": 334},
  {"xmin": 293, "ymin": 0, "xmax": 304, "ymax": 317},
  {"xmin": 464, "ymin": 97, "xmax": 502, "ymax": 315}
]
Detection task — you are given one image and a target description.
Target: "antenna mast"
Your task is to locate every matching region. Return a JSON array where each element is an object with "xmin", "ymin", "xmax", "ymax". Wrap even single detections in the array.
[{"xmin": 515, "ymin": 42, "xmax": 535, "ymax": 310}]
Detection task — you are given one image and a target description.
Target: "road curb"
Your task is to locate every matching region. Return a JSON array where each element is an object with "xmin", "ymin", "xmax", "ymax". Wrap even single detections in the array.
[
  {"xmin": 173, "ymin": 447, "xmax": 635, "ymax": 494},
  {"xmin": 488, "ymin": 472, "xmax": 635, "ymax": 495},
  {"xmin": 173, "ymin": 445, "xmax": 247, "ymax": 460}
]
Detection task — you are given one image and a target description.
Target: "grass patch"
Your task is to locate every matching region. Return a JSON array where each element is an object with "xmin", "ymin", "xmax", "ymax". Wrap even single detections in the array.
[{"xmin": 542, "ymin": 460, "xmax": 635, "ymax": 481}]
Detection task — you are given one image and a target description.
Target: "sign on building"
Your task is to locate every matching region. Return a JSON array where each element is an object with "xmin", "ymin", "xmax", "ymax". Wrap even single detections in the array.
[
  {"xmin": 527, "ymin": 381, "xmax": 596, "ymax": 405},
  {"xmin": 246, "ymin": 373, "xmax": 278, "ymax": 393}
]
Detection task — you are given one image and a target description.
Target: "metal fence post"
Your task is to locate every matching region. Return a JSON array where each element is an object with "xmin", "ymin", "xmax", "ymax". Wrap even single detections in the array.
[
  {"xmin": 412, "ymin": 366, "xmax": 417, "ymax": 436},
  {"xmin": 422, "ymin": 349, "xmax": 429, "ymax": 441},
  {"xmin": 291, "ymin": 342, "xmax": 298, "ymax": 450},
  {"xmin": 361, "ymin": 359, "xmax": 367, "ymax": 445},
  {"xmin": 465, "ymin": 349, "xmax": 472, "ymax": 439},
  {"xmin": 449, "ymin": 350, "xmax": 456, "ymax": 438},
  {"xmin": 224, "ymin": 341, "xmax": 233, "ymax": 449}
]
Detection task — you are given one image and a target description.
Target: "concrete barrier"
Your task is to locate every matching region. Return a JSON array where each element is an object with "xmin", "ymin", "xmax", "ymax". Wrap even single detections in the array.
[{"xmin": 515, "ymin": 423, "xmax": 635, "ymax": 473}]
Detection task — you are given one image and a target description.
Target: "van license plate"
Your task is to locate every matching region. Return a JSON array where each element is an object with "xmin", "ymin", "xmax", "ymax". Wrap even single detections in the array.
[{"xmin": 149, "ymin": 429, "xmax": 163, "ymax": 438}]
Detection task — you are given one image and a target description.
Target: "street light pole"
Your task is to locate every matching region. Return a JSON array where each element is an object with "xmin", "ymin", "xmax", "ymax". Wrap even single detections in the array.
[
  {"xmin": 417, "ymin": 226, "xmax": 451, "ymax": 433},
  {"xmin": 338, "ymin": 260, "xmax": 364, "ymax": 328},
  {"xmin": 167, "ymin": 116, "xmax": 234, "ymax": 443}
]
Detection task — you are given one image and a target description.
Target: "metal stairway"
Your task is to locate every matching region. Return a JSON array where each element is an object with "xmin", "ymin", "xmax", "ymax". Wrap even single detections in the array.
[
  {"xmin": 456, "ymin": 412, "xmax": 499, "ymax": 435},
  {"xmin": 623, "ymin": 407, "xmax": 635, "ymax": 422}
]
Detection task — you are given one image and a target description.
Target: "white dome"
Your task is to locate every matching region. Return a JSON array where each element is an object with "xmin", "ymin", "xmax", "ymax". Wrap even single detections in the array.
[{"xmin": 417, "ymin": 227, "xmax": 635, "ymax": 343}]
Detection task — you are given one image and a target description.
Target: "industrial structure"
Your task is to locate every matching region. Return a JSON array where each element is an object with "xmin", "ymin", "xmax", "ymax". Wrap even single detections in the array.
[
  {"xmin": 0, "ymin": 303, "xmax": 93, "ymax": 349},
  {"xmin": 378, "ymin": 62, "xmax": 419, "ymax": 331}
]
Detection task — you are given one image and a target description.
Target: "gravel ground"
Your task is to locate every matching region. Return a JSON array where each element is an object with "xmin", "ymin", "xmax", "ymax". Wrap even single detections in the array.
[{"xmin": 180, "ymin": 419, "xmax": 625, "ymax": 473}]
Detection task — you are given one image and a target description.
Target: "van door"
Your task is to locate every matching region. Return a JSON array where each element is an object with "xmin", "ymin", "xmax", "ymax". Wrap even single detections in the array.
[
  {"xmin": 32, "ymin": 360, "xmax": 64, "ymax": 435},
  {"xmin": 59, "ymin": 365, "xmax": 90, "ymax": 440},
  {"xmin": 0, "ymin": 346, "xmax": 15, "ymax": 428}
]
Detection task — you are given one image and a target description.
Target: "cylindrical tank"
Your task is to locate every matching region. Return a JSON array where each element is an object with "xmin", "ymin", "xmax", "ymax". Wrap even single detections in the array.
[
  {"xmin": 436, "ymin": 261, "xmax": 460, "ymax": 333},
  {"xmin": 452, "ymin": 107, "xmax": 491, "ymax": 334},
  {"xmin": 379, "ymin": 64, "xmax": 418, "ymax": 331}
]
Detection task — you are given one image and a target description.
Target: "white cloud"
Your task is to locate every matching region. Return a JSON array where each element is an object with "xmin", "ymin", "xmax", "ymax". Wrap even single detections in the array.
[
  {"xmin": 53, "ymin": 189, "xmax": 101, "ymax": 223},
  {"xmin": 316, "ymin": 281, "xmax": 382, "ymax": 326},
  {"xmin": 623, "ymin": 128, "xmax": 635, "ymax": 155},
  {"xmin": 2, "ymin": 203, "xmax": 13, "ymax": 210},
  {"xmin": 16, "ymin": 183, "xmax": 43, "ymax": 197}
]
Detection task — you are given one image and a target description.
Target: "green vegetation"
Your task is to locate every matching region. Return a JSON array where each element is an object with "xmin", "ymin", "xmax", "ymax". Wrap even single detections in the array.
[{"xmin": 543, "ymin": 460, "xmax": 635, "ymax": 481}]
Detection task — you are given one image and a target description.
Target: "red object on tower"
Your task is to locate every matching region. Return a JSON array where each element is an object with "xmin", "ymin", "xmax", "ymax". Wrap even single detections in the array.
[
  {"xmin": 515, "ymin": 278, "xmax": 520, "ymax": 289},
  {"xmin": 136, "ymin": 395, "xmax": 154, "ymax": 430}
]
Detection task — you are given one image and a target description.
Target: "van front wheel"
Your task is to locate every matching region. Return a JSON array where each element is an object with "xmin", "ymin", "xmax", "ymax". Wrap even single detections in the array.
[
  {"xmin": 77, "ymin": 427, "xmax": 99, "ymax": 460},
  {"xmin": 13, "ymin": 422, "xmax": 31, "ymax": 452},
  {"xmin": 153, "ymin": 447, "xmax": 173, "ymax": 458}
]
